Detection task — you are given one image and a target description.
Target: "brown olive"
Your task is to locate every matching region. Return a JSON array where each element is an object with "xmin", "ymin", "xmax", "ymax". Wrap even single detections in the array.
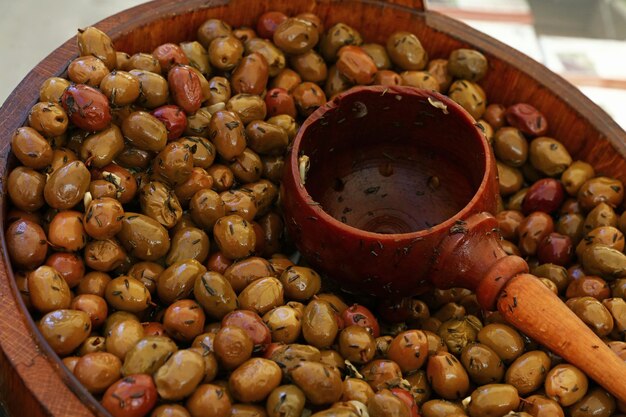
[
  {"xmin": 266, "ymin": 385, "xmax": 306, "ymax": 417},
  {"xmin": 7, "ymin": 166, "xmax": 46, "ymax": 213},
  {"xmin": 460, "ymin": 343, "xmax": 505, "ymax": 385},
  {"xmin": 268, "ymin": 343, "xmax": 321, "ymax": 375},
  {"xmin": 223, "ymin": 256, "xmax": 274, "ymax": 292},
  {"xmin": 226, "ymin": 93, "xmax": 267, "ymax": 124},
  {"xmin": 421, "ymin": 400, "xmax": 467, "ymax": 417},
  {"xmin": 165, "ymin": 227, "xmax": 209, "ymax": 266},
  {"xmin": 209, "ymin": 35, "xmax": 244, "ymax": 71},
  {"xmin": 229, "ymin": 358, "xmax": 281, "ymax": 403},
  {"xmin": 77, "ymin": 26, "xmax": 116, "ymax": 70},
  {"xmin": 325, "ymin": 65, "xmax": 353, "ymax": 99},
  {"xmin": 39, "ymin": 76, "xmax": 71, "ymax": 103},
  {"xmin": 117, "ymin": 213, "xmax": 170, "ymax": 261},
  {"xmin": 386, "ymin": 330, "xmax": 428, "ymax": 372},
  {"xmin": 181, "ymin": 40, "xmax": 211, "ymax": 76},
  {"xmin": 197, "ymin": 18, "xmax": 232, "ymax": 47},
  {"xmin": 493, "ymin": 127, "xmax": 528, "ymax": 168},
  {"xmin": 221, "ymin": 189, "xmax": 258, "ymax": 221},
  {"xmin": 70, "ymin": 293, "xmax": 107, "ymax": 328},
  {"xmin": 154, "ymin": 349, "xmax": 205, "ymax": 401},
  {"xmin": 43, "ymin": 160, "xmax": 90, "ymax": 209},
  {"xmin": 496, "ymin": 161, "xmax": 523, "ymax": 196},
  {"xmin": 273, "ymin": 18, "xmax": 319, "ymax": 55},
  {"xmin": 130, "ymin": 69, "xmax": 170, "ymax": 108},
  {"xmin": 320, "ymin": 23, "xmax": 362, "ymax": 62},
  {"xmin": 74, "ymin": 351, "xmax": 121, "ymax": 394},
  {"xmin": 557, "ymin": 213, "xmax": 585, "ymax": 245},
  {"xmin": 401, "ymin": 70, "xmax": 440, "ymax": 91},
  {"xmin": 121, "ymin": 335, "xmax": 177, "ymax": 376},
  {"xmin": 545, "ymin": 364, "xmax": 588, "ymax": 406},
  {"xmin": 448, "ymin": 49, "xmax": 488, "ymax": 82},
  {"xmin": 279, "ymin": 266, "xmax": 322, "ymax": 301},
  {"xmin": 341, "ymin": 378, "xmax": 375, "ymax": 404},
  {"xmin": 84, "ymin": 197, "xmax": 124, "ymax": 240},
  {"xmin": 448, "ymin": 80, "xmax": 487, "ymax": 120},
  {"xmin": 292, "ymin": 82, "xmax": 326, "ymax": 117},
  {"xmin": 231, "ymin": 52, "xmax": 269, "ymax": 95},
  {"xmin": 386, "ymin": 31, "xmax": 428, "ymax": 70},
  {"xmin": 263, "ymin": 306, "xmax": 301, "ymax": 344},
  {"xmin": 360, "ymin": 359, "xmax": 402, "ymax": 391},
  {"xmin": 104, "ymin": 275, "xmax": 151, "ymax": 313},
  {"xmin": 151, "ymin": 404, "xmax": 191, "ymax": 417},
  {"xmin": 368, "ymin": 389, "xmax": 411, "ymax": 417},
  {"xmin": 186, "ymin": 383, "xmax": 232, "ymax": 417},
  {"xmin": 302, "ymin": 299, "xmax": 339, "ymax": 349},
  {"xmin": 157, "ymin": 259, "xmax": 206, "ymax": 305},
  {"xmin": 28, "ymin": 101, "xmax": 68, "ymax": 137},
  {"xmin": 427, "ymin": 59, "xmax": 453, "ymax": 92},
  {"xmin": 336, "ymin": 45, "xmax": 377, "ymax": 85},
  {"xmin": 466, "ymin": 384, "xmax": 519, "ymax": 417},
  {"xmin": 518, "ymin": 211, "xmax": 554, "ymax": 256},
  {"xmin": 163, "ymin": 299, "xmax": 206, "ymax": 342},
  {"xmin": 427, "ymin": 351, "xmax": 470, "ymax": 400},
  {"xmin": 361, "ymin": 43, "xmax": 392, "ymax": 70},
  {"xmin": 338, "ymin": 325, "xmax": 376, "ymax": 365},
  {"xmin": 477, "ymin": 323, "xmax": 524, "ymax": 364},
  {"xmin": 214, "ymin": 325, "xmax": 253, "ymax": 370},
  {"xmin": 505, "ymin": 350, "xmax": 551, "ymax": 395},
  {"xmin": 529, "ymin": 137, "xmax": 573, "ymax": 177},
  {"xmin": 208, "ymin": 110, "xmax": 247, "ymax": 160},
  {"xmin": 566, "ymin": 296, "xmax": 614, "ymax": 336},
  {"xmin": 290, "ymin": 360, "xmax": 343, "ymax": 405},
  {"xmin": 562, "ymin": 161, "xmax": 595, "ymax": 196},
  {"xmin": 84, "ymin": 238, "xmax": 127, "ymax": 272},
  {"xmin": 581, "ymin": 244, "xmax": 626, "ymax": 279},
  {"xmin": 77, "ymin": 271, "xmax": 111, "ymax": 297},
  {"xmin": 121, "ymin": 111, "xmax": 168, "ymax": 152},
  {"xmin": 39, "ymin": 309, "xmax": 91, "ymax": 356},
  {"xmin": 28, "ymin": 265, "xmax": 71, "ymax": 313},
  {"xmin": 6, "ymin": 219, "xmax": 48, "ymax": 270},
  {"xmin": 579, "ymin": 176, "xmax": 624, "ymax": 211},
  {"xmin": 245, "ymin": 121, "xmax": 289, "ymax": 157},
  {"xmin": 80, "ymin": 125, "xmax": 125, "ymax": 168},
  {"xmin": 67, "ymin": 55, "xmax": 109, "ymax": 87},
  {"xmin": 213, "ymin": 215, "xmax": 256, "ymax": 260},
  {"xmin": 289, "ymin": 50, "xmax": 327, "ymax": 84},
  {"xmin": 238, "ymin": 277, "xmax": 284, "ymax": 315},
  {"xmin": 569, "ymin": 387, "xmax": 616, "ymax": 417},
  {"xmin": 270, "ymin": 68, "xmax": 301, "ymax": 93},
  {"xmin": 47, "ymin": 210, "xmax": 86, "ymax": 252},
  {"xmin": 128, "ymin": 52, "xmax": 161, "ymax": 72},
  {"xmin": 437, "ymin": 316, "xmax": 481, "ymax": 355}
]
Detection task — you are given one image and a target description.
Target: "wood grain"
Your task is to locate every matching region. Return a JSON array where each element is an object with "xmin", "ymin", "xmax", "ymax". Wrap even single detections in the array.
[{"xmin": 0, "ymin": 0, "xmax": 625, "ymax": 415}]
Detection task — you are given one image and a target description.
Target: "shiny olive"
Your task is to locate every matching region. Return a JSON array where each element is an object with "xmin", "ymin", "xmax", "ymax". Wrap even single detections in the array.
[
  {"xmin": 266, "ymin": 385, "xmax": 306, "ymax": 417},
  {"xmin": 213, "ymin": 215, "xmax": 256, "ymax": 260},
  {"xmin": 545, "ymin": 364, "xmax": 589, "ymax": 406},
  {"xmin": 77, "ymin": 26, "xmax": 116, "ymax": 69},
  {"xmin": 320, "ymin": 23, "xmax": 362, "ymax": 62},
  {"xmin": 578, "ymin": 176, "xmax": 624, "ymax": 211},
  {"xmin": 529, "ymin": 136, "xmax": 573, "ymax": 177},
  {"xmin": 74, "ymin": 351, "xmax": 121, "ymax": 394},
  {"xmin": 448, "ymin": 49, "xmax": 488, "ymax": 82},
  {"xmin": 84, "ymin": 238, "xmax": 127, "ymax": 272},
  {"xmin": 154, "ymin": 349, "xmax": 205, "ymax": 401},
  {"xmin": 151, "ymin": 404, "xmax": 191, "ymax": 417},
  {"xmin": 494, "ymin": 127, "xmax": 528, "ymax": 168},
  {"xmin": 221, "ymin": 189, "xmax": 258, "ymax": 221},
  {"xmin": 84, "ymin": 197, "xmax": 124, "ymax": 240},
  {"xmin": 130, "ymin": 69, "xmax": 170, "ymax": 108},
  {"xmin": 581, "ymin": 244, "xmax": 626, "ymax": 279},
  {"xmin": 118, "ymin": 213, "xmax": 170, "ymax": 261},
  {"xmin": 67, "ymin": 55, "xmax": 109, "ymax": 87},
  {"xmin": 214, "ymin": 325, "xmax": 253, "ymax": 370},
  {"xmin": 569, "ymin": 387, "xmax": 616, "ymax": 417},
  {"xmin": 279, "ymin": 265, "xmax": 321, "ymax": 301},
  {"xmin": 28, "ymin": 101, "xmax": 68, "ymax": 137},
  {"xmin": 105, "ymin": 276, "xmax": 151, "ymax": 313},
  {"xmin": 263, "ymin": 306, "xmax": 301, "ymax": 344},
  {"xmin": 157, "ymin": 259, "xmax": 206, "ymax": 305},
  {"xmin": 238, "ymin": 277, "xmax": 284, "ymax": 315},
  {"xmin": 290, "ymin": 360, "xmax": 343, "ymax": 405},
  {"xmin": 7, "ymin": 166, "xmax": 46, "ymax": 212},
  {"xmin": 163, "ymin": 299, "xmax": 206, "ymax": 342},
  {"xmin": 368, "ymin": 389, "xmax": 411, "ymax": 417},
  {"xmin": 386, "ymin": 31, "xmax": 428, "ymax": 70},
  {"xmin": 186, "ymin": 383, "xmax": 232, "ymax": 417},
  {"xmin": 460, "ymin": 343, "xmax": 505, "ymax": 385},
  {"xmin": 122, "ymin": 335, "xmax": 177, "ymax": 376},
  {"xmin": 467, "ymin": 384, "xmax": 519, "ymax": 417},
  {"xmin": 427, "ymin": 59, "xmax": 453, "ymax": 92},
  {"xmin": 39, "ymin": 76, "xmax": 71, "ymax": 103},
  {"xmin": 273, "ymin": 18, "xmax": 319, "ymax": 55},
  {"xmin": 44, "ymin": 160, "xmax": 90, "ymax": 209},
  {"xmin": 421, "ymin": 400, "xmax": 467, "ymax": 417},
  {"xmin": 101, "ymin": 374, "xmax": 158, "ymax": 417},
  {"xmin": 505, "ymin": 350, "xmax": 551, "ymax": 395},
  {"xmin": 302, "ymin": 299, "xmax": 339, "ymax": 349},
  {"xmin": 209, "ymin": 35, "xmax": 243, "ymax": 71},
  {"xmin": 292, "ymin": 82, "xmax": 326, "ymax": 117},
  {"xmin": 226, "ymin": 93, "xmax": 267, "ymax": 124},
  {"xmin": 427, "ymin": 351, "xmax": 470, "ymax": 400},
  {"xmin": 360, "ymin": 359, "xmax": 403, "ymax": 391},
  {"xmin": 448, "ymin": 80, "xmax": 487, "ymax": 120},
  {"xmin": 100, "ymin": 70, "xmax": 140, "ymax": 106},
  {"xmin": 338, "ymin": 325, "xmax": 375, "ymax": 365},
  {"xmin": 121, "ymin": 111, "xmax": 168, "ymax": 152},
  {"xmin": 39, "ymin": 309, "xmax": 91, "ymax": 356},
  {"xmin": 229, "ymin": 358, "xmax": 281, "ymax": 403},
  {"xmin": 28, "ymin": 265, "xmax": 71, "ymax": 313}
]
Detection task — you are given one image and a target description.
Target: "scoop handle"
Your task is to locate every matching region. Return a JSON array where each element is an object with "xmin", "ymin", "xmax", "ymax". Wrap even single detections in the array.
[{"xmin": 498, "ymin": 273, "xmax": 626, "ymax": 402}]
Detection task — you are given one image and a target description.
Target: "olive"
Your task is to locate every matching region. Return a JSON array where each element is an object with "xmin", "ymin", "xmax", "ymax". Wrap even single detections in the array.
[
  {"xmin": 569, "ymin": 387, "xmax": 616, "ymax": 417},
  {"xmin": 493, "ymin": 127, "xmax": 528, "ymax": 167},
  {"xmin": 77, "ymin": 26, "xmax": 117, "ymax": 69},
  {"xmin": 336, "ymin": 325, "xmax": 375, "ymax": 365},
  {"xmin": 320, "ymin": 23, "xmax": 362, "ymax": 62},
  {"xmin": 386, "ymin": 330, "xmax": 428, "ymax": 372},
  {"xmin": 292, "ymin": 82, "xmax": 326, "ymax": 117},
  {"xmin": 227, "ymin": 93, "xmax": 267, "ymax": 124},
  {"xmin": 466, "ymin": 384, "xmax": 520, "ymax": 417},
  {"xmin": 279, "ymin": 266, "xmax": 322, "ymax": 301},
  {"xmin": 186, "ymin": 383, "xmax": 232, "ymax": 417},
  {"xmin": 131, "ymin": 69, "xmax": 170, "ymax": 108},
  {"xmin": 448, "ymin": 80, "xmax": 487, "ymax": 120},
  {"xmin": 221, "ymin": 189, "xmax": 258, "ymax": 221},
  {"xmin": 213, "ymin": 215, "xmax": 256, "ymax": 260},
  {"xmin": 562, "ymin": 161, "xmax": 595, "ymax": 196},
  {"xmin": 238, "ymin": 277, "xmax": 284, "ymax": 315},
  {"xmin": 38, "ymin": 309, "xmax": 91, "ymax": 356},
  {"xmin": 151, "ymin": 404, "xmax": 191, "ymax": 417},
  {"xmin": 151, "ymin": 141, "xmax": 194, "ymax": 186},
  {"xmin": 421, "ymin": 400, "xmax": 467, "ymax": 417},
  {"xmin": 268, "ymin": 343, "xmax": 321, "ymax": 376},
  {"xmin": 361, "ymin": 43, "xmax": 392, "ymax": 70},
  {"xmin": 290, "ymin": 360, "xmax": 343, "ymax": 405},
  {"xmin": 426, "ymin": 351, "xmax": 470, "ymax": 400},
  {"xmin": 154, "ymin": 349, "xmax": 205, "ymax": 400},
  {"xmin": 583, "ymin": 202, "xmax": 618, "ymax": 234},
  {"xmin": 460, "ymin": 343, "xmax": 505, "ymax": 385},
  {"xmin": 427, "ymin": 59, "xmax": 453, "ymax": 92},
  {"xmin": 6, "ymin": 220, "xmax": 48, "ymax": 270},
  {"xmin": 105, "ymin": 318, "xmax": 144, "ymax": 360},
  {"xmin": 117, "ymin": 213, "xmax": 170, "ymax": 261},
  {"xmin": 368, "ymin": 389, "xmax": 411, "ymax": 417},
  {"xmin": 496, "ymin": 161, "xmax": 523, "ymax": 196},
  {"xmin": 102, "ymin": 374, "xmax": 158, "ymax": 417},
  {"xmin": 229, "ymin": 358, "xmax": 281, "ymax": 403},
  {"xmin": 181, "ymin": 40, "xmax": 211, "ymax": 76},
  {"xmin": 401, "ymin": 70, "xmax": 440, "ymax": 91},
  {"xmin": 477, "ymin": 323, "xmax": 525, "ymax": 364},
  {"xmin": 197, "ymin": 18, "xmax": 232, "ymax": 47},
  {"xmin": 448, "ymin": 49, "xmax": 488, "ymax": 81},
  {"xmin": 28, "ymin": 101, "xmax": 68, "ymax": 137},
  {"xmin": 581, "ymin": 244, "xmax": 626, "ymax": 279},
  {"xmin": 266, "ymin": 385, "xmax": 306, "ymax": 417},
  {"xmin": 231, "ymin": 52, "xmax": 269, "ymax": 95},
  {"xmin": 61, "ymin": 84, "xmax": 111, "ymax": 131},
  {"xmin": 163, "ymin": 299, "xmax": 206, "ymax": 342},
  {"xmin": 165, "ymin": 227, "xmax": 209, "ymax": 266},
  {"xmin": 121, "ymin": 335, "xmax": 177, "ymax": 376},
  {"xmin": 566, "ymin": 296, "xmax": 614, "ymax": 336},
  {"xmin": 74, "ymin": 351, "xmax": 121, "ymax": 394},
  {"xmin": 28, "ymin": 265, "xmax": 71, "ymax": 314},
  {"xmin": 579, "ymin": 176, "xmax": 624, "ymax": 211},
  {"xmin": 39, "ymin": 76, "xmax": 71, "ymax": 103},
  {"xmin": 341, "ymin": 378, "xmax": 375, "ymax": 404},
  {"xmin": 437, "ymin": 316, "xmax": 481, "ymax": 355},
  {"xmin": 209, "ymin": 35, "xmax": 244, "ymax": 71},
  {"xmin": 529, "ymin": 137, "xmax": 572, "ymax": 177},
  {"xmin": 386, "ymin": 31, "xmax": 427, "ymax": 70},
  {"xmin": 302, "ymin": 299, "xmax": 339, "ymax": 349},
  {"xmin": 44, "ymin": 160, "xmax": 90, "ymax": 209},
  {"xmin": 336, "ymin": 45, "xmax": 377, "ymax": 85},
  {"xmin": 501, "ymin": 350, "xmax": 550, "ymax": 395},
  {"xmin": 360, "ymin": 359, "xmax": 402, "ymax": 391},
  {"xmin": 545, "ymin": 364, "xmax": 588, "ymax": 406},
  {"xmin": 7, "ymin": 167, "xmax": 46, "ymax": 213}
]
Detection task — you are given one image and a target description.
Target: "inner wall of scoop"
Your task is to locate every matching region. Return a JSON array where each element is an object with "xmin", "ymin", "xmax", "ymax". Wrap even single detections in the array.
[{"xmin": 303, "ymin": 89, "xmax": 486, "ymax": 234}]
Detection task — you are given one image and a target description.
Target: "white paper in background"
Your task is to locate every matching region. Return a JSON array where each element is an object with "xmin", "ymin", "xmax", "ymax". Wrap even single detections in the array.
[
  {"xmin": 460, "ymin": 19, "xmax": 544, "ymax": 62},
  {"xmin": 540, "ymin": 36, "xmax": 626, "ymax": 80},
  {"xmin": 426, "ymin": 0, "xmax": 531, "ymax": 14},
  {"xmin": 580, "ymin": 86, "xmax": 626, "ymax": 130}
]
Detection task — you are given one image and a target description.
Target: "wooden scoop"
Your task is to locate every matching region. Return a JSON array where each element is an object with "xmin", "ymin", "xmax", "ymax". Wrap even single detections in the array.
[{"xmin": 281, "ymin": 85, "xmax": 626, "ymax": 402}]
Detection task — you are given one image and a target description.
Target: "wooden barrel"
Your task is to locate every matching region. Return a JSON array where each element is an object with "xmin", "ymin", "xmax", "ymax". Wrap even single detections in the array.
[{"xmin": 0, "ymin": 0, "xmax": 624, "ymax": 416}]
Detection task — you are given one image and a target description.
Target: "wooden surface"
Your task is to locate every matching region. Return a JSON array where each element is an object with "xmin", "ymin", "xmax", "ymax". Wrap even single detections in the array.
[
  {"xmin": 0, "ymin": 0, "xmax": 625, "ymax": 415},
  {"xmin": 499, "ymin": 274, "xmax": 626, "ymax": 402}
]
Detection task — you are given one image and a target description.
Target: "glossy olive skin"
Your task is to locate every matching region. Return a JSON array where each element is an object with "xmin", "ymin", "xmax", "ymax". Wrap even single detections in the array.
[
  {"xmin": 266, "ymin": 385, "xmax": 306, "ymax": 417},
  {"xmin": 213, "ymin": 215, "xmax": 256, "ymax": 260},
  {"xmin": 122, "ymin": 111, "xmax": 168, "ymax": 152},
  {"xmin": 529, "ymin": 137, "xmax": 573, "ymax": 177},
  {"xmin": 209, "ymin": 110, "xmax": 247, "ymax": 161},
  {"xmin": 6, "ymin": 220, "xmax": 48, "ymax": 270},
  {"xmin": 545, "ymin": 364, "xmax": 589, "ymax": 406},
  {"xmin": 28, "ymin": 265, "xmax": 71, "ymax": 314},
  {"xmin": 122, "ymin": 335, "xmax": 177, "ymax": 376},
  {"xmin": 102, "ymin": 374, "xmax": 158, "ymax": 417},
  {"xmin": 214, "ymin": 325, "xmax": 253, "ymax": 370},
  {"xmin": 467, "ymin": 384, "xmax": 520, "ymax": 417},
  {"xmin": 154, "ymin": 349, "xmax": 205, "ymax": 401},
  {"xmin": 163, "ymin": 299, "xmax": 206, "ymax": 342},
  {"xmin": 460, "ymin": 343, "xmax": 505, "ymax": 385},
  {"xmin": 38, "ymin": 309, "xmax": 92, "ymax": 356},
  {"xmin": 427, "ymin": 351, "xmax": 470, "ymax": 400},
  {"xmin": 61, "ymin": 84, "xmax": 112, "ymax": 131},
  {"xmin": 117, "ymin": 213, "xmax": 171, "ymax": 261},
  {"xmin": 130, "ymin": 69, "xmax": 170, "ymax": 108},
  {"xmin": 7, "ymin": 167, "xmax": 46, "ymax": 213},
  {"xmin": 566, "ymin": 296, "xmax": 614, "ymax": 337},
  {"xmin": 505, "ymin": 350, "xmax": 551, "ymax": 395},
  {"xmin": 421, "ymin": 399, "xmax": 466, "ymax": 417},
  {"xmin": 569, "ymin": 387, "xmax": 616, "ymax": 417},
  {"xmin": 74, "ymin": 352, "xmax": 121, "ymax": 394},
  {"xmin": 302, "ymin": 299, "xmax": 339, "ymax": 349},
  {"xmin": 386, "ymin": 31, "xmax": 427, "ymax": 70},
  {"xmin": 44, "ymin": 160, "xmax": 90, "ymax": 209},
  {"xmin": 186, "ymin": 383, "xmax": 232, "ymax": 417},
  {"xmin": 360, "ymin": 359, "xmax": 402, "ymax": 391},
  {"xmin": 229, "ymin": 358, "xmax": 281, "ymax": 403},
  {"xmin": 290, "ymin": 360, "xmax": 343, "ymax": 405},
  {"xmin": 448, "ymin": 48, "xmax": 488, "ymax": 82}
]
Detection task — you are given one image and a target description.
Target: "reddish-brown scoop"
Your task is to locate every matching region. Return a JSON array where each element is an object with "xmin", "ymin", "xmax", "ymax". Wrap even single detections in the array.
[{"xmin": 282, "ymin": 85, "xmax": 626, "ymax": 402}]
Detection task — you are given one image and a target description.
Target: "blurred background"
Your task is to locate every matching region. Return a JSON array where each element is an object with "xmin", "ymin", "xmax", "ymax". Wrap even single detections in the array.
[{"xmin": 0, "ymin": 0, "xmax": 625, "ymax": 121}]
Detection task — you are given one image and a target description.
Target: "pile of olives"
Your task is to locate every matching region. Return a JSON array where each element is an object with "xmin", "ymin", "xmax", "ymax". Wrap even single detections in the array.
[{"xmin": 5, "ymin": 9, "xmax": 626, "ymax": 417}]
